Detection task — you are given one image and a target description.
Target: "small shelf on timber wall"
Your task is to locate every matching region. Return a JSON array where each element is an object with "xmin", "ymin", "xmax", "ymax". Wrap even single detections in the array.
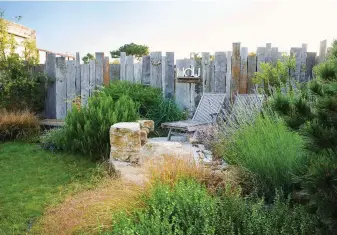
[{"xmin": 176, "ymin": 77, "xmax": 201, "ymax": 84}]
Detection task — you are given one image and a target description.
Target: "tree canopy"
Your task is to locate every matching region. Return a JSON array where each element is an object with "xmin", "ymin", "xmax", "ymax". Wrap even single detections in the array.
[
  {"xmin": 82, "ymin": 53, "xmax": 94, "ymax": 64},
  {"xmin": 110, "ymin": 43, "xmax": 149, "ymax": 59}
]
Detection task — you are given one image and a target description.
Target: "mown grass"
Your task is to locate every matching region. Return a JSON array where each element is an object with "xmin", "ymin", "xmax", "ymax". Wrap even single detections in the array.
[{"xmin": 0, "ymin": 142, "xmax": 104, "ymax": 235}]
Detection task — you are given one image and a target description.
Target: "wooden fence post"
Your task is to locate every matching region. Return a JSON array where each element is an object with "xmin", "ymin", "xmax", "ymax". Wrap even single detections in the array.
[
  {"xmin": 150, "ymin": 52, "xmax": 162, "ymax": 88},
  {"xmin": 81, "ymin": 63, "xmax": 90, "ymax": 107},
  {"xmin": 126, "ymin": 55, "xmax": 134, "ymax": 82},
  {"xmin": 66, "ymin": 60, "xmax": 76, "ymax": 112},
  {"xmin": 164, "ymin": 52, "xmax": 175, "ymax": 99},
  {"xmin": 142, "ymin": 55, "xmax": 151, "ymax": 85},
  {"xmin": 110, "ymin": 64, "xmax": 120, "ymax": 81},
  {"xmin": 247, "ymin": 54, "xmax": 257, "ymax": 93},
  {"xmin": 75, "ymin": 52, "xmax": 81, "ymax": 96},
  {"xmin": 202, "ymin": 52, "xmax": 210, "ymax": 92},
  {"xmin": 45, "ymin": 53, "xmax": 56, "ymax": 118},
  {"xmin": 265, "ymin": 43, "xmax": 272, "ymax": 63},
  {"xmin": 306, "ymin": 52, "xmax": 317, "ymax": 81},
  {"xmin": 103, "ymin": 56, "xmax": 110, "ymax": 86},
  {"xmin": 319, "ymin": 40, "xmax": 327, "ymax": 62},
  {"xmin": 89, "ymin": 60, "xmax": 96, "ymax": 96},
  {"xmin": 300, "ymin": 44, "xmax": 307, "ymax": 82},
  {"xmin": 134, "ymin": 62, "xmax": 142, "ymax": 83},
  {"xmin": 240, "ymin": 47, "xmax": 248, "ymax": 94},
  {"xmin": 120, "ymin": 52, "xmax": 126, "ymax": 80},
  {"xmin": 95, "ymin": 52, "xmax": 104, "ymax": 87},
  {"xmin": 290, "ymin": 47, "xmax": 301, "ymax": 81},
  {"xmin": 55, "ymin": 57, "xmax": 67, "ymax": 119},
  {"xmin": 226, "ymin": 51, "xmax": 232, "ymax": 95},
  {"xmin": 214, "ymin": 52, "xmax": 226, "ymax": 93},
  {"xmin": 232, "ymin": 43, "xmax": 241, "ymax": 95}
]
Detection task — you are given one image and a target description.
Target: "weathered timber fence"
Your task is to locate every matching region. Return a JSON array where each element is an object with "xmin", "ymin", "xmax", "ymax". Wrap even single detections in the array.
[{"xmin": 41, "ymin": 40, "xmax": 328, "ymax": 120}]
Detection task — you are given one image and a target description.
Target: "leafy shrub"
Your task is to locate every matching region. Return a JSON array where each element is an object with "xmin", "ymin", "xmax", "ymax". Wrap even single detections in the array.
[
  {"xmin": 0, "ymin": 16, "xmax": 47, "ymax": 113},
  {"xmin": 49, "ymin": 93, "xmax": 139, "ymax": 160},
  {"xmin": 297, "ymin": 150, "xmax": 337, "ymax": 232},
  {"xmin": 112, "ymin": 180, "xmax": 217, "ymax": 235},
  {"xmin": 0, "ymin": 109, "xmax": 40, "ymax": 141},
  {"xmin": 253, "ymin": 54, "xmax": 296, "ymax": 95},
  {"xmin": 215, "ymin": 188, "xmax": 317, "ymax": 235},
  {"xmin": 102, "ymin": 81, "xmax": 187, "ymax": 129},
  {"xmin": 110, "ymin": 180, "xmax": 317, "ymax": 235},
  {"xmin": 223, "ymin": 113, "xmax": 307, "ymax": 199}
]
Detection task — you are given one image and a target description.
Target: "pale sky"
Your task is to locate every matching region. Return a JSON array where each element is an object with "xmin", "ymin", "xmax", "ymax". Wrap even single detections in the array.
[{"xmin": 2, "ymin": 0, "xmax": 337, "ymax": 59}]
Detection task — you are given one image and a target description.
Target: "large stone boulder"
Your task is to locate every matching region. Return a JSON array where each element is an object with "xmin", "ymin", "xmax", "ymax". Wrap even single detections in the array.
[
  {"xmin": 110, "ymin": 122, "xmax": 141, "ymax": 162},
  {"xmin": 138, "ymin": 138, "xmax": 195, "ymax": 165}
]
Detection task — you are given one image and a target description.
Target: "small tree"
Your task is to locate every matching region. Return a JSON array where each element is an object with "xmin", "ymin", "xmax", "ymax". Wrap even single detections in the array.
[
  {"xmin": 253, "ymin": 54, "xmax": 296, "ymax": 95},
  {"xmin": 110, "ymin": 43, "xmax": 149, "ymax": 59},
  {"xmin": 82, "ymin": 53, "xmax": 94, "ymax": 64},
  {"xmin": 0, "ymin": 12, "xmax": 46, "ymax": 112}
]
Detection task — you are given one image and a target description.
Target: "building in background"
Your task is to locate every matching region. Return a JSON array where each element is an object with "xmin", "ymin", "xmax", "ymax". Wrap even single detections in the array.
[{"xmin": 6, "ymin": 19, "xmax": 75, "ymax": 64}]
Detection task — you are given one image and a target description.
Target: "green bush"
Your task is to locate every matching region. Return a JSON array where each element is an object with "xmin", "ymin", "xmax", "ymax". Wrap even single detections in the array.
[
  {"xmin": 112, "ymin": 180, "xmax": 216, "ymax": 235},
  {"xmin": 102, "ymin": 81, "xmax": 187, "ymax": 129},
  {"xmin": 297, "ymin": 150, "xmax": 337, "ymax": 232},
  {"xmin": 110, "ymin": 180, "xmax": 317, "ymax": 235},
  {"xmin": 49, "ymin": 93, "xmax": 139, "ymax": 160},
  {"xmin": 215, "ymin": 188, "xmax": 317, "ymax": 235},
  {"xmin": 223, "ymin": 113, "xmax": 307, "ymax": 199},
  {"xmin": 253, "ymin": 54, "xmax": 296, "ymax": 95}
]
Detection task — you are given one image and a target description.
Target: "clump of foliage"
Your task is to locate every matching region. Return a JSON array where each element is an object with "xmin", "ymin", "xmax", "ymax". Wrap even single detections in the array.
[
  {"xmin": 0, "ymin": 109, "xmax": 40, "ymax": 141},
  {"xmin": 0, "ymin": 13, "xmax": 47, "ymax": 112},
  {"xmin": 110, "ymin": 43, "xmax": 149, "ymax": 59},
  {"xmin": 268, "ymin": 81, "xmax": 314, "ymax": 130},
  {"xmin": 266, "ymin": 40, "xmax": 337, "ymax": 232},
  {"xmin": 102, "ymin": 81, "xmax": 187, "ymax": 130},
  {"xmin": 46, "ymin": 93, "xmax": 139, "ymax": 160},
  {"xmin": 110, "ymin": 180, "xmax": 317, "ymax": 235},
  {"xmin": 82, "ymin": 53, "xmax": 94, "ymax": 64},
  {"xmin": 253, "ymin": 54, "xmax": 296, "ymax": 95},
  {"xmin": 223, "ymin": 113, "xmax": 307, "ymax": 200}
]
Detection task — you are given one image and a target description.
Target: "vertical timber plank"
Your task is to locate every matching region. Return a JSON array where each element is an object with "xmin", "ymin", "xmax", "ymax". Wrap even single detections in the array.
[
  {"xmin": 150, "ymin": 52, "xmax": 162, "ymax": 88},
  {"xmin": 89, "ymin": 60, "xmax": 96, "ymax": 96},
  {"xmin": 247, "ymin": 54, "xmax": 257, "ymax": 93},
  {"xmin": 306, "ymin": 52, "xmax": 317, "ymax": 81},
  {"xmin": 256, "ymin": 47, "xmax": 266, "ymax": 72},
  {"xmin": 126, "ymin": 55, "xmax": 134, "ymax": 82},
  {"xmin": 81, "ymin": 64, "xmax": 90, "ymax": 107},
  {"xmin": 165, "ymin": 52, "xmax": 175, "ymax": 99},
  {"xmin": 55, "ymin": 57, "xmax": 67, "ymax": 119},
  {"xmin": 300, "ymin": 44, "xmax": 307, "ymax": 82},
  {"xmin": 103, "ymin": 56, "xmax": 110, "ymax": 86},
  {"xmin": 226, "ymin": 51, "xmax": 232, "ymax": 95},
  {"xmin": 142, "ymin": 55, "xmax": 151, "ymax": 85},
  {"xmin": 290, "ymin": 47, "xmax": 301, "ymax": 81},
  {"xmin": 161, "ymin": 55, "xmax": 166, "ymax": 96},
  {"xmin": 214, "ymin": 52, "xmax": 226, "ymax": 93},
  {"xmin": 75, "ymin": 52, "xmax": 81, "ymax": 96},
  {"xmin": 66, "ymin": 60, "xmax": 76, "ymax": 112},
  {"xmin": 110, "ymin": 64, "xmax": 120, "ymax": 81},
  {"xmin": 209, "ymin": 60, "xmax": 215, "ymax": 92},
  {"xmin": 232, "ymin": 43, "xmax": 241, "ymax": 95},
  {"xmin": 271, "ymin": 47, "xmax": 279, "ymax": 64},
  {"xmin": 134, "ymin": 62, "xmax": 142, "ymax": 83},
  {"xmin": 120, "ymin": 52, "xmax": 126, "ymax": 81},
  {"xmin": 265, "ymin": 43, "xmax": 272, "ymax": 63},
  {"xmin": 45, "ymin": 53, "xmax": 56, "ymax": 118},
  {"xmin": 319, "ymin": 40, "xmax": 327, "ymax": 62},
  {"xmin": 240, "ymin": 47, "xmax": 248, "ymax": 94},
  {"xmin": 202, "ymin": 52, "xmax": 210, "ymax": 92},
  {"xmin": 95, "ymin": 52, "xmax": 104, "ymax": 87}
]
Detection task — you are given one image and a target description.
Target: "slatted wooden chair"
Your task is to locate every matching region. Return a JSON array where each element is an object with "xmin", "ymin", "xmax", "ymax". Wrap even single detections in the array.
[{"xmin": 161, "ymin": 93, "xmax": 228, "ymax": 140}]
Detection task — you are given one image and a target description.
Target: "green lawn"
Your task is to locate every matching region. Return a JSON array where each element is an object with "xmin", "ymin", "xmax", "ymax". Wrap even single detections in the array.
[{"xmin": 0, "ymin": 142, "xmax": 103, "ymax": 235}]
